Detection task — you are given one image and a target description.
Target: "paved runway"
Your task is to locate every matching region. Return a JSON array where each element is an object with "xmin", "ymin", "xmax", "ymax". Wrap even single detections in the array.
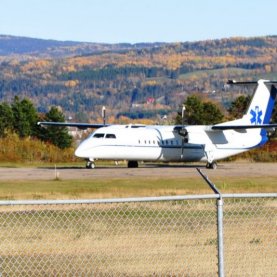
[{"xmin": 0, "ymin": 162, "xmax": 276, "ymax": 180}]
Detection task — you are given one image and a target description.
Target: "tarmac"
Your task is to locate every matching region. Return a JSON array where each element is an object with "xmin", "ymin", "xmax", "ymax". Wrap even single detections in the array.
[{"xmin": 0, "ymin": 162, "xmax": 276, "ymax": 180}]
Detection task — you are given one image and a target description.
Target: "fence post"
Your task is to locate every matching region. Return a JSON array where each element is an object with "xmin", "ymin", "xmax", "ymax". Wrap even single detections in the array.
[
  {"xmin": 197, "ymin": 168, "xmax": 225, "ymax": 277},
  {"xmin": 217, "ymin": 198, "xmax": 224, "ymax": 277}
]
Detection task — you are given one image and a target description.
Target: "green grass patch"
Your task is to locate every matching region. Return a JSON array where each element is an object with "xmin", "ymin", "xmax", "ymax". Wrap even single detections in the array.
[
  {"xmin": 0, "ymin": 178, "xmax": 207, "ymax": 200},
  {"xmin": 0, "ymin": 176, "xmax": 275, "ymax": 200},
  {"xmin": 214, "ymin": 176, "xmax": 277, "ymax": 192}
]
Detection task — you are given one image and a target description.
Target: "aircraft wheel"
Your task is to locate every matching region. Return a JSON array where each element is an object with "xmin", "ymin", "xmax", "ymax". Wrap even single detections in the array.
[
  {"xmin": 86, "ymin": 161, "xmax": 95, "ymax": 169},
  {"xmin": 206, "ymin": 162, "xmax": 217, "ymax": 170},
  {"xmin": 128, "ymin": 161, "xmax": 138, "ymax": 168},
  {"xmin": 211, "ymin": 162, "xmax": 217, "ymax": 170}
]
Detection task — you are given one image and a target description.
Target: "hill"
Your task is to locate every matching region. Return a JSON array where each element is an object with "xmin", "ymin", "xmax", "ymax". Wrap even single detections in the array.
[
  {"xmin": 0, "ymin": 35, "xmax": 277, "ymax": 122},
  {"xmin": 0, "ymin": 35, "xmax": 165, "ymax": 58}
]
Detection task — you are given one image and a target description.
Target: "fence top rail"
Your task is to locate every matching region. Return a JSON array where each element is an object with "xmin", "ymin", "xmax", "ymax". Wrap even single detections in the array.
[
  {"xmin": 0, "ymin": 193, "xmax": 276, "ymax": 206},
  {"xmin": 0, "ymin": 194, "xmax": 218, "ymax": 206},
  {"xmin": 222, "ymin": 193, "xmax": 277, "ymax": 199}
]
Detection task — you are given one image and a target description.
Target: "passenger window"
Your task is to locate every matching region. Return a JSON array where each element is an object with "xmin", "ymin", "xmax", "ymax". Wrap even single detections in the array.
[
  {"xmin": 106, "ymin": 134, "xmax": 116, "ymax": 139},
  {"xmin": 93, "ymin": 133, "xmax": 105, "ymax": 138}
]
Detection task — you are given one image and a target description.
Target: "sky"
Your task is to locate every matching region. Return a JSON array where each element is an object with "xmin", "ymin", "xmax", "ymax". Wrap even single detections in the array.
[{"xmin": 0, "ymin": 0, "xmax": 276, "ymax": 43}]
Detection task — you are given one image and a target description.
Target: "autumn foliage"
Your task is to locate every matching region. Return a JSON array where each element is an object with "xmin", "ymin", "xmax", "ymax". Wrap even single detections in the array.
[
  {"xmin": 0, "ymin": 35, "xmax": 277, "ymax": 163},
  {"xmin": 1, "ymin": 36, "xmax": 277, "ymax": 122},
  {"xmin": 0, "ymin": 132, "xmax": 76, "ymax": 163}
]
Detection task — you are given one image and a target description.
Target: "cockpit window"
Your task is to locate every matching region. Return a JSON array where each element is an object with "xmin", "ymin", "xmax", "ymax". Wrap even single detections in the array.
[
  {"xmin": 106, "ymin": 134, "xmax": 116, "ymax": 139},
  {"xmin": 93, "ymin": 133, "xmax": 105, "ymax": 138}
]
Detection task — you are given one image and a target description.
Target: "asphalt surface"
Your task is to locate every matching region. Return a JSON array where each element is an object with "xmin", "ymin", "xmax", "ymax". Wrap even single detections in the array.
[{"xmin": 0, "ymin": 162, "xmax": 276, "ymax": 180}]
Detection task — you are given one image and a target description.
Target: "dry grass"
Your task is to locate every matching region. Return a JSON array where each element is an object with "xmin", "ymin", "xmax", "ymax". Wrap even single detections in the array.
[
  {"xmin": 0, "ymin": 164, "xmax": 275, "ymax": 275},
  {"xmin": 0, "ymin": 199, "xmax": 276, "ymax": 276}
]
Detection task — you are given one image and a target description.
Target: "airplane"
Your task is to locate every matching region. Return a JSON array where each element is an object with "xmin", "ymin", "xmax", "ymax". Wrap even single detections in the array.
[{"xmin": 38, "ymin": 79, "xmax": 277, "ymax": 169}]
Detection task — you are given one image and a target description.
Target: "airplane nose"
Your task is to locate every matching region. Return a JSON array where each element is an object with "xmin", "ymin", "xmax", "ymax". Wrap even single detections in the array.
[
  {"xmin": 74, "ymin": 146, "xmax": 84, "ymax": 158},
  {"xmin": 75, "ymin": 140, "xmax": 91, "ymax": 158}
]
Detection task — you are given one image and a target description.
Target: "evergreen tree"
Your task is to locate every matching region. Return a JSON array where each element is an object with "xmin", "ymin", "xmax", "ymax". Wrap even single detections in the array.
[
  {"xmin": 38, "ymin": 106, "xmax": 72, "ymax": 149},
  {"xmin": 181, "ymin": 95, "xmax": 203, "ymax": 125},
  {"xmin": 176, "ymin": 95, "xmax": 224, "ymax": 125},
  {"xmin": 11, "ymin": 96, "xmax": 39, "ymax": 137},
  {"xmin": 0, "ymin": 102, "xmax": 14, "ymax": 137},
  {"xmin": 228, "ymin": 95, "xmax": 251, "ymax": 119},
  {"xmin": 201, "ymin": 102, "xmax": 224, "ymax": 125}
]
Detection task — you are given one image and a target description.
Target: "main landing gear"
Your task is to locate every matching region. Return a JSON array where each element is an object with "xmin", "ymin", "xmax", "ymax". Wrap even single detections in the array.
[
  {"xmin": 86, "ymin": 160, "xmax": 95, "ymax": 169},
  {"xmin": 127, "ymin": 161, "xmax": 138, "ymax": 168},
  {"xmin": 206, "ymin": 162, "xmax": 217, "ymax": 170}
]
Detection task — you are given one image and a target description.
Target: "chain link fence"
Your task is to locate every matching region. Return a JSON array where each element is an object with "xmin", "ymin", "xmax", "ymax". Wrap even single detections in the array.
[
  {"xmin": 0, "ymin": 194, "xmax": 276, "ymax": 276},
  {"xmin": 224, "ymin": 196, "xmax": 276, "ymax": 276}
]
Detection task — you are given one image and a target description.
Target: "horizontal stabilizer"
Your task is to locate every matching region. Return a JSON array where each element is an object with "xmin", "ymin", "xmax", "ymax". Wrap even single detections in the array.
[
  {"xmin": 212, "ymin": 124, "xmax": 277, "ymax": 130},
  {"xmin": 37, "ymin": 121, "xmax": 108, "ymax": 130},
  {"xmin": 227, "ymin": 80, "xmax": 277, "ymax": 85}
]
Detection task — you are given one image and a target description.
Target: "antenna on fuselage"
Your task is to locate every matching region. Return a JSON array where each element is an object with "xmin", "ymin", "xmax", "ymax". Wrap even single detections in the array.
[{"xmin": 102, "ymin": 106, "xmax": 106, "ymax": 126}]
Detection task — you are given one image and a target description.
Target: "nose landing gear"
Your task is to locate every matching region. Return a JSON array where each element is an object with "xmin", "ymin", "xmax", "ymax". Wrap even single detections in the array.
[{"xmin": 86, "ymin": 160, "xmax": 95, "ymax": 169}]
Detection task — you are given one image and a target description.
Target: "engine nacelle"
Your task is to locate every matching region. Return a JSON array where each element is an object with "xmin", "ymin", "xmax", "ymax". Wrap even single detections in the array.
[{"xmin": 175, "ymin": 127, "xmax": 189, "ymax": 143}]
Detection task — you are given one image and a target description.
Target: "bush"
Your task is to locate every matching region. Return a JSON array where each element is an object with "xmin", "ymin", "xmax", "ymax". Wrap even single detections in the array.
[
  {"xmin": 223, "ymin": 140, "xmax": 277, "ymax": 162},
  {"xmin": 0, "ymin": 132, "xmax": 77, "ymax": 163}
]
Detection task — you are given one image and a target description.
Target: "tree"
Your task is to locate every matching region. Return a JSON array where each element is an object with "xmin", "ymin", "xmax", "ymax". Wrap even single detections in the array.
[
  {"xmin": 176, "ymin": 95, "xmax": 224, "ymax": 125},
  {"xmin": 0, "ymin": 102, "xmax": 14, "ymax": 137},
  {"xmin": 11, "ymin": 96, "xmax": 39, "ymax": 137},
  {"xmin": 228, "ymin": 95, "xmax": 251, "ymax": 119},
  {"xmin": 201, "ymin": 102, "xmax": 224, "ymax": 125},
  {"xmin": 179, "ymin": 95, "xmax": 203, "ymax": 125},
  {"xmin": 38, "ymin": 107, "xmax": 72, "ymax": 149}
]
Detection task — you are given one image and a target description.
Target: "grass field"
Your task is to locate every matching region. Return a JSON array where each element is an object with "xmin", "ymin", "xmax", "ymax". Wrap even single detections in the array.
[
  {"xmin": 0, "ymin": 163, "xmax": 275, "ymax": 275},
  {"xmin": 0, "ymin": 197, "xmax": 275, "ymax": 275},
  {"xmin": 0, "ymin": 175, "xmax": 276, "ymax": 200}
]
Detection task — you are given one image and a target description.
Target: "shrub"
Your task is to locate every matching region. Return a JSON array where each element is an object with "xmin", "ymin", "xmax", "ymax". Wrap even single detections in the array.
[{"xmin": 0, "ymin": 132, "xmax": 77, "ymax": 163}]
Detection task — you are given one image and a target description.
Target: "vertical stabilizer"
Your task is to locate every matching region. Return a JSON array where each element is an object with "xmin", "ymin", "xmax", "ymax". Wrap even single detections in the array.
[{"xmin": 243, "ymin": 80, "xmax": 277, "ymax": 125}]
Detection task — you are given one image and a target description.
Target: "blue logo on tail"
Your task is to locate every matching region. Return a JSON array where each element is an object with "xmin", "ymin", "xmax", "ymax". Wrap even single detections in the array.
[{"xmin": 250, "ymin": 106, "xmax": 262, "ymax": 124}]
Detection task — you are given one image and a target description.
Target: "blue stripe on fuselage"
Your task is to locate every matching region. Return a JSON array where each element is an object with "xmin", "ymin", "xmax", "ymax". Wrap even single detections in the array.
[
  {"xmin": 263, "ymin": 85, "xmax": 277, "ymax": 124},
  {"xmin": 259, "ymin": 85, "xmax": 277, "ymax": 146}
]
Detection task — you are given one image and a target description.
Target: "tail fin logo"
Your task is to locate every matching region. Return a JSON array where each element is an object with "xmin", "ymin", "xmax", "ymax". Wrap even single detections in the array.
[{"xmin": 250, "ymin": 106, "xmax": 262, "ymax": 125}]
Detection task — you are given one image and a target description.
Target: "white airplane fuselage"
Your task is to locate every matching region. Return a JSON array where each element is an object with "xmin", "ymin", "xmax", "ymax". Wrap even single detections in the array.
[
  {"xmin": 38, "ymin": 79, "xmax": 277, "ymax": 168},
  {"xmin": 75, "ymin": 124, "xmax": 265, "ymax": 163}
]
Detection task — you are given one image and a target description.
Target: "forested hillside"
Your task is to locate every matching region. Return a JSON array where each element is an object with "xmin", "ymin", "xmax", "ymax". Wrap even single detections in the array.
[
  {"xmin": 0, "ymin": 35, "xmax": 164, "ymax": 58},
  {"xmin": 0, "ymin": 35, "xmax": 277, "ymax": 123}
]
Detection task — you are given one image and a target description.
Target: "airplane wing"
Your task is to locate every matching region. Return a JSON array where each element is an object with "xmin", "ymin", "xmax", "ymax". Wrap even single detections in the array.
[
  {"xmin": 212, "ymin": 124, "xmax": 277, "ymax": 130},
  {"xmin": 37, "ymin": 121, "xmax": 109, "ymax": 130}
]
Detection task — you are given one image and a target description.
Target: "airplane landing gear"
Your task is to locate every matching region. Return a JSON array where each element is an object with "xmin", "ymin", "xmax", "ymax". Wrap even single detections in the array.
[
  {"xmin": 128, "ymin": 161, "xmax": 138, "ymax": 168},
  {"xmin": 206, "ymin": 162, "xmax": 217, "ymax": 170},
  {"xmin": 86, "ymin": 161, "xmax": 95, "ymax": 169}
]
